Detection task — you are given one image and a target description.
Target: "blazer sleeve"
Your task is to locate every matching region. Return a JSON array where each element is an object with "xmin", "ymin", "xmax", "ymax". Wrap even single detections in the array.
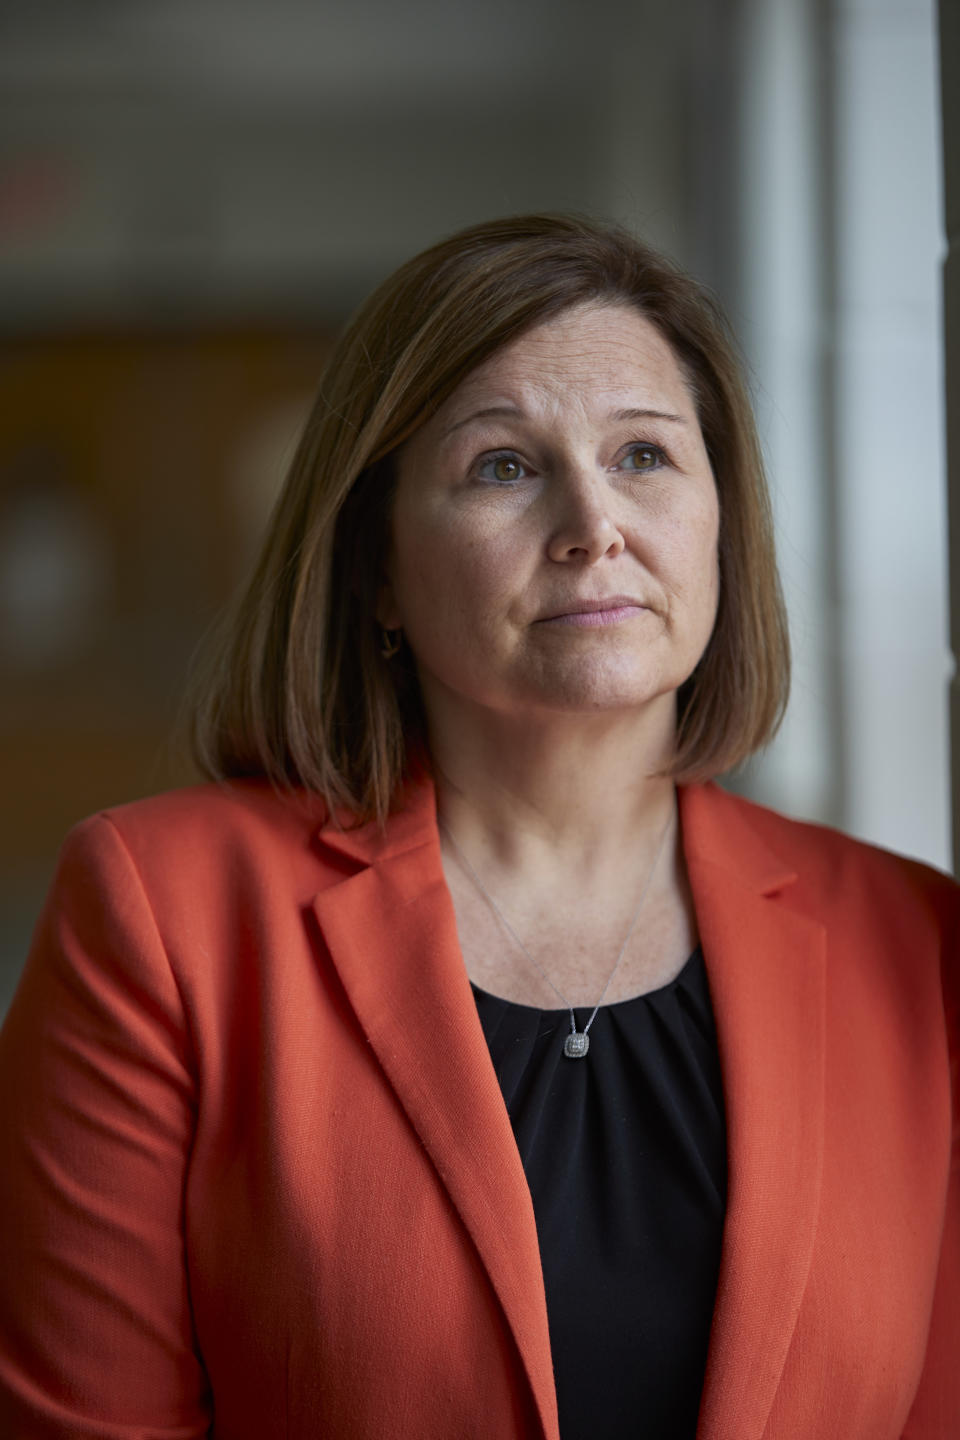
[
  {"xmin": 902, "ymin": 899, "xmax": 960, "ymax": 1438},
  {"xmin": 0, "ymin": 814, "xmax": 213, "ymax": 1439}
]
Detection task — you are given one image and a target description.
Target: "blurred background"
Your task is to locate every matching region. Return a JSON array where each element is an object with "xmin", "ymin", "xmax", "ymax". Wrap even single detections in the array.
[{"xmin": 1, "ymin": 0, "xmax": 957, "ymax": 1010}]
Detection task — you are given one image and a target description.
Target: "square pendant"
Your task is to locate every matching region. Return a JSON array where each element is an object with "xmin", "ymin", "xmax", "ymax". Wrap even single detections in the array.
[{"xmin": 564, "ymin": 1031, "xmax": 590, "ymax": 1059}]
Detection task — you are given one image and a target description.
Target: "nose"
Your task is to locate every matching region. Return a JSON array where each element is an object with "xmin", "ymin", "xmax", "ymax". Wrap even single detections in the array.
[{"xmin": 545, "ymin": 464, "xmax": 626, "ymax": 564}]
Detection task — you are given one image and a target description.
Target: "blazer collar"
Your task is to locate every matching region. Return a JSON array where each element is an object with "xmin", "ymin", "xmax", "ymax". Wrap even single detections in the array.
[
  {"xmin": 312, "ymin": 774, "xmax": 826, "ymax": 1440},
  {"xmin": 317, "ymin": 771, "xmax": 800, "ymax": 891}
]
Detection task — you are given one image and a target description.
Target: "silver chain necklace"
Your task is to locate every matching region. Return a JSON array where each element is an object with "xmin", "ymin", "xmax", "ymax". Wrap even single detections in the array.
[{"xmin": 440, "ymin": 797, "xmax": 675, "ymax": 1059}]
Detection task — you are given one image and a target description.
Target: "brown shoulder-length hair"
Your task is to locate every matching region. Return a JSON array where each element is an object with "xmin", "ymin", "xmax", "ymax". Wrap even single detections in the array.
[{"xmin": 189, "ymin": 213, "xmax": 790, "ymax": 825}]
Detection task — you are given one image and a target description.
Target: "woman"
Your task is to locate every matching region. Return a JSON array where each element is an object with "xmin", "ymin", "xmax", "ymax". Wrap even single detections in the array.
[{"xmin": 0, "ymin": 214, "xmax": 956, "ymax": 1440}]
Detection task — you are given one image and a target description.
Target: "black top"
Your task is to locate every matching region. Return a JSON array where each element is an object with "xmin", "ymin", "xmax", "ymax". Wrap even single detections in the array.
[{"xmin": 472, "ymin": 945, "xmax": 726, "ymax": 1440}]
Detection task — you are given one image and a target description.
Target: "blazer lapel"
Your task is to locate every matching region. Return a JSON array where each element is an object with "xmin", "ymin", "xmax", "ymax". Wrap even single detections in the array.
[
  {"xmin": 680, "ymin": 784, "xmax": 826, "ymax": 1440},
  {"xmin": 310, "ymin": 777, "xmax": 559, "ymax": 1440}
]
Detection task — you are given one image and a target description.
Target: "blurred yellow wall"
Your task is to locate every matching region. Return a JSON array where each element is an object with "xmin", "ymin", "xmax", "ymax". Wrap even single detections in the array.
[{"xmin": 0, "ymin": 329, "xmax": 329, "ymax": 999}]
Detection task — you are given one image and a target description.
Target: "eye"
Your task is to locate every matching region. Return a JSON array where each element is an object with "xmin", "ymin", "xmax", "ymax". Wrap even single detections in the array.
[
  {"xmin": 618, "ymin": 443, "xmax": 667, "ymax": 472},
  {"xmin": 476, "ymin": 451, "xmax": 529, "ymax": 484}
]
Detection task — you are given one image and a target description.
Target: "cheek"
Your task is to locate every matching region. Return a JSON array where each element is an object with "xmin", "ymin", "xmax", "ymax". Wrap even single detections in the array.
[
  {"xmin": 695, "ymin": 495, "xmax": 721, "ymax": 583},
  {"xmin": 388, "ymin": 505, "xmax": 512, "ymax": 638},
  {"xmin": 394, "ymin": 492, "xmax": 521, "ymax": 599},
  {"xmin": 699, "ymin": 526, "xmax": 721, "ymax": 624},
  {"xmin": 661, "ymin": 488, "xmax": 720, "ymax": 597},
  {"xmin": 699, "ymin": 504, "xmax": 722, "ymax": 632}
]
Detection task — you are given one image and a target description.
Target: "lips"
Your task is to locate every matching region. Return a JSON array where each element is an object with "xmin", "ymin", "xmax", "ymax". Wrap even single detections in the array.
[{"xmin": 537, "ymin": 595, "xmax": 647, "ymax": 621}]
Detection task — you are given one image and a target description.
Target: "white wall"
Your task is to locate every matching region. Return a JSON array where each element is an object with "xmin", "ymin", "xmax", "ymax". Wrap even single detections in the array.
[
  {"xmin": 831, "ymin": 0, "xmax": 951, "ymax": 868},
  {"xmin": 732, "ymin": 0, "xmax": 951, "ymax": 871},
  {"xmin": 732, "ymin": 0, "xmax": 839, "ymax": 829}
]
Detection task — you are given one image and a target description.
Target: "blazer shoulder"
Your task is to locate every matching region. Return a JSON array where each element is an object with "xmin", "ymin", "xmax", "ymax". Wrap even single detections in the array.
[
  {"xmin": 98, "ymin": 775, "xmax": 324, "ymax": 840},
  {"xmin": 61, "ymin": 778, "xmax": 343, "ymax": 903},
  {"xmin": 705, "ymin": 781, "xmax": 959, "ymax": 929}
]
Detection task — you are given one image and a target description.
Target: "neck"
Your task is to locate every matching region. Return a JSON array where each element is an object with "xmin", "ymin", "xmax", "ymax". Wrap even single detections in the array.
[{"xmin": 427, "ymin": 690, "xmax": 679, "ymax": 878}]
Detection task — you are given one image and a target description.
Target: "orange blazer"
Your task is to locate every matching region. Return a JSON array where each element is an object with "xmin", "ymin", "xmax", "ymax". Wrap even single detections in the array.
[{"xmin": 0, "ymin": 774, "xmax": 957, "ymax": 1439}]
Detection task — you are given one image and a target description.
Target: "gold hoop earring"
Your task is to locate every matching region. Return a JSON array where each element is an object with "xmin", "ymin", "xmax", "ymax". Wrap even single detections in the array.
[{"xmin": 380, "ymin": 627, "xmax": 402, "ymax": 660}]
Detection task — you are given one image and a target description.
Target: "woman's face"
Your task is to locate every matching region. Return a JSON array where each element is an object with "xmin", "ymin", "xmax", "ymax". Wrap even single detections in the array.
[{"xmin": 381, "ymin": 301, "xmax": 720, "ymax": 730}]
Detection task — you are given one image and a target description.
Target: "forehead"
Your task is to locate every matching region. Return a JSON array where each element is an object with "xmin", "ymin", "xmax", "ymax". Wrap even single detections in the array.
[{"xmin": 441, "ymin": 301, "xmax": 696, "ymax": 418}]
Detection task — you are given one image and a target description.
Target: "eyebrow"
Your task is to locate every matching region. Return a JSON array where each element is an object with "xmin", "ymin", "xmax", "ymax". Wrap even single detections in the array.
[{"xmin": 439, "ymin": 404, "xmax": 688, "ymax": 438}]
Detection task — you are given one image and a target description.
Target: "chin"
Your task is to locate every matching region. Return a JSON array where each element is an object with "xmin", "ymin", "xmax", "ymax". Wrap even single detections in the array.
[
  {"xmin": 512, "ymin": 648, "xmax": 681, "ymax": 710},
  {"xmin": 511, "ymin": 670, "xmax": 678, "ymax": 717}
]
